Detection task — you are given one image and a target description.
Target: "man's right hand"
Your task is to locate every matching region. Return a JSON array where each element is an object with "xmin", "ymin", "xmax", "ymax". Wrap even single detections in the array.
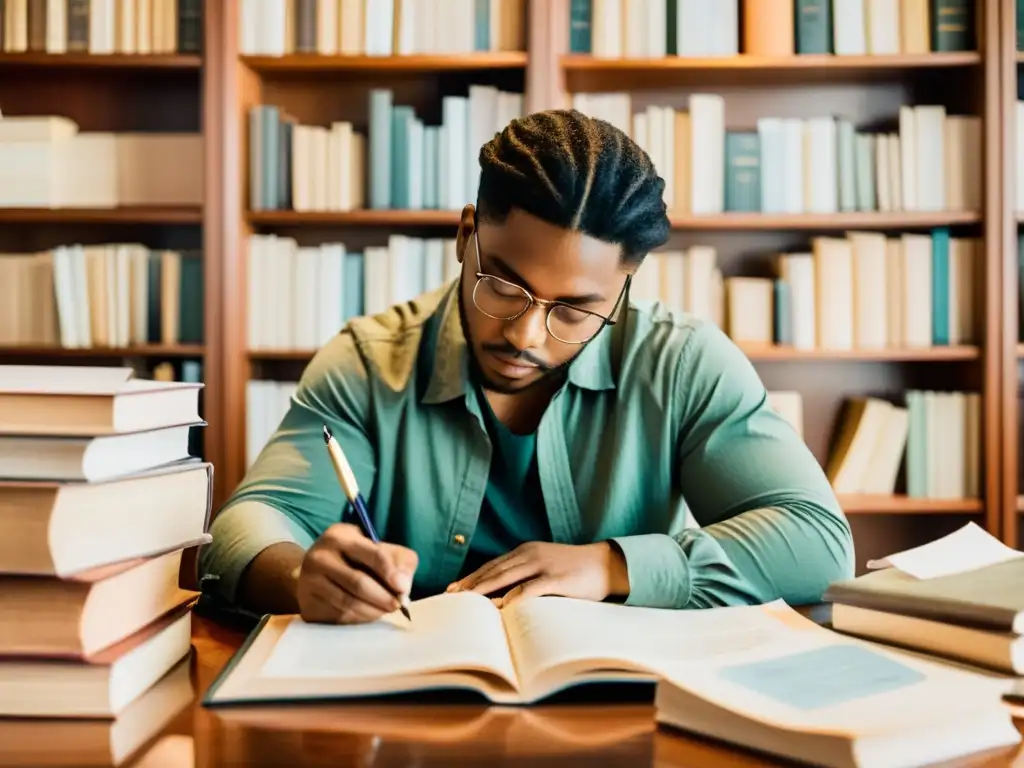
[{"xmin": 296, "ymin": 523, "xmax": 418, "ymax": 624}]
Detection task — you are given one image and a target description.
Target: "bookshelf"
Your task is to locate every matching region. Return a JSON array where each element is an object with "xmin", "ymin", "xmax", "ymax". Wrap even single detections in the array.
[
  {"xmin": 5, "ymin": 0, "xmax": 1023, "ymax": 564},
  {"xmin": 1001, "ymin": 0, "xmax": 1022, "ymax": 549},
  {"xmin": 0, "ymin": 1, "xmax": 221, "ymax": 508}
]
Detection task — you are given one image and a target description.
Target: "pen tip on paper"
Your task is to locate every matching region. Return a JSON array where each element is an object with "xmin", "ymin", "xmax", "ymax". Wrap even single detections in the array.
[
  {"xmin": 400, "ymin": 604, "xmax": 412, "ymax": 622},
  {"xmin": 322, "ymin": 425, "xmax": 332, "ymax": 444}
]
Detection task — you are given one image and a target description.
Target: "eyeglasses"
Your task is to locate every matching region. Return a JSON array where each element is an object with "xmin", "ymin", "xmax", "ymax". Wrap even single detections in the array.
[{"xmin": 469, "ymin": 233, "xmax": 630, "ymax": 345}]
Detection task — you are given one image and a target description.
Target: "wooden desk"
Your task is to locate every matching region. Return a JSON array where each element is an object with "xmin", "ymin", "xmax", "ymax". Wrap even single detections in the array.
[{"xmin": 36, "ymin": 613, "xmax": 1024, "ymax": 767}]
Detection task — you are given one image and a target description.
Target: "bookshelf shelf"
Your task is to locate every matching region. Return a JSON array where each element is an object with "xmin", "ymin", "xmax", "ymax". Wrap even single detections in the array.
[
  {"xmin": 838, "ymin": 495, "xmax": 983, "ymax": 514},
  {"xmin": 247, "ymin": 210, "xmax": 461, "ymax": 227},
  {"xmin": 0, "ymin": 344, "xmax": 206, "ymax": 358},
  {"xmin": 241, "ymin": 52, "xmax": 528, "ymax": 73},
  {"xmin": 667, "ymin": 211, "xmax": 980, "ymax": 230},
  {"xmin": 0, "ymin": 53, "xmax": 202, "ymax": 70},
  {"xmin": 740, "ymin": 346, "xmax": 980, "ymax": 362},
  {"xmin": 0, "ymin": 207, "xmax": 203, "ymax": 224}
]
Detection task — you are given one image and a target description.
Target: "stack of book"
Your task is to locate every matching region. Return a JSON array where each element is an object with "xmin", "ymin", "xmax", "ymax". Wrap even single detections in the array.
[
  {"xmin": 825, "ymin": 523, "xmax": 1024, "ymax": 676},
  {"xmin": 0, "ymin": 364, "xmax": 211, "ymax": 761}
]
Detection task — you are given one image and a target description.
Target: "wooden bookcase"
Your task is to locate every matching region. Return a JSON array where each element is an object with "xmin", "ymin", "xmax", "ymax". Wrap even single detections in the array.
[{"xmin": 5, "ymin": 0, "xmax": 1023, "ymax": 565}]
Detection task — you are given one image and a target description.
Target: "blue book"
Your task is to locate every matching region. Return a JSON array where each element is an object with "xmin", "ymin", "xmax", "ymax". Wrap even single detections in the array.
[
  {"xmin": 569, "ymin": 0, "xmax": 591, "ymax": 53},
  {"xmin": 344, "ymin": 252, "xmax": 365, "ymax": 321},
  {"xmin": 474, "ymin": 0, "xmax": 490, "ymax": 50},
  {"xmin": 369, "ymin": 89, "xmax": 393, "ymax": 209},
  {"xmin": 931, "ymin": 227, "xmax": 950, "ymax": 345},
  {"xmin": 390, "ymin": 106, "xmax": 415, "ymax": 209}
]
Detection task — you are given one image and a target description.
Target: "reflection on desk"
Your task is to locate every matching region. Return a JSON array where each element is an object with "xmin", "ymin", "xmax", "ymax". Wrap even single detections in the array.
[{"xmin": 0, "ymin": 611, "xmax": 1020, "ymax": 768}]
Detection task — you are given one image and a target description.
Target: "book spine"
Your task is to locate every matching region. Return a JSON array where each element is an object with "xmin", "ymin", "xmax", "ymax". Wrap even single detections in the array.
[
  {"xmin": 279, "ymin": 119, "xmax": 293, "ymax": 210},
  {"xmin": 724, "ymin": 132, "xmax": 761, "ymax": 213},
  {"xmin": 795, "ymin": 0, "xmax": 832, "ymax": 54},
  {"xmin": 27, "ymin": 0, "xmax": 47, "ymax": 50},
  {"xmin": 568, "ymin": 0, "xmax": 590, "ymax": 53},
  {"xmin": 837, "ymin": 119, "xmax": 856, "ymax": 212},
  {"xmin": 369, "ymin": 89, "xmax": 393, "ymax": 209},
  {"xmin": 177, "ymin": 0, "xmax": 202, "ymax": 53},
  {"xmin": 66, "ymin": 0, "xmax": 90, "ymax": 51},
  {"xmin": 931, "ymin": 228, "xmax": 950, "ymax": 345},
  {"xmin": 1018, "ymin": 0, "xmax": 1024, "ymax": 51},
  {"xmin": 179, "ymin": 253, "xmax": 204, "ymax": 344},
  {"xmin": 295, "ymin": 0, "xmax": 317, "ymax": 52},
  {"xmin": 773, "ymin": 280, "xmax": 793, "ymax": 345},
  {"xmin": 930, "ymin": 0, "xmax": 973, "ymax": 51},
  {"xmin": 261, "ymin": 106, "xmax": 279, "ymax": 211},
  {"xmin": 474, "ymin": 0, "xmax": 490, "ymax": 51}
]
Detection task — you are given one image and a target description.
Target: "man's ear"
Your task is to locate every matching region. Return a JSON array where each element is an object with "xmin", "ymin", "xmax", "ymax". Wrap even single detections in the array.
[{"xmin": 455, "ymin": 204, "xmax": 476, "ymax": 264}]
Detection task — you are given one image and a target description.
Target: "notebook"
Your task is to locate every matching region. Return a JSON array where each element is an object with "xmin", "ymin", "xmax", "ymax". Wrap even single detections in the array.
[{"xmin": 203, "ymin": 592, "xmax": 817, "ymax": 706}]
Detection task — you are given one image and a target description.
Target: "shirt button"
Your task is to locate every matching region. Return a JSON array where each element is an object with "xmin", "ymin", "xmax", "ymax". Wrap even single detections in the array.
[{"xmin": 453, "ymin": 534, "xmax": 466, "ymax": 545}]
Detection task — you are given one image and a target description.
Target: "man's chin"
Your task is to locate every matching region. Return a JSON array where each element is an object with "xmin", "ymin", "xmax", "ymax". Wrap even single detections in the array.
[{"xmin": 478, "ymin": 369, "xmax": 546, "ymax": 395}]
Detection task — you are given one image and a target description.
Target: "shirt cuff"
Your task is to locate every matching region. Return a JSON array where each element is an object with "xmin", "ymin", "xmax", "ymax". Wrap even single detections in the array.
[
  {"xmin": 610, "ymin": 533, "xmax": 692, "ymax": 609},
  {"xmin": 198, "ymin": 500, "xmax": 315, "ymax": 603}
]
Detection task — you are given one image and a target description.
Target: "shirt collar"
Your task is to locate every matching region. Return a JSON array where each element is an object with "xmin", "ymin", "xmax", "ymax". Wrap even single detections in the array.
[{"xmin": 421, "ymin": 282, "xmax": 618, "ymax": 405}]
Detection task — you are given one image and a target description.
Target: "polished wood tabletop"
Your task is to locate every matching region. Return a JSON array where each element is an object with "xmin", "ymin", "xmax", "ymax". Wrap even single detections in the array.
[{"xmin": 7, "ymin": 609, "xmax": 1024, "ymax": 767}]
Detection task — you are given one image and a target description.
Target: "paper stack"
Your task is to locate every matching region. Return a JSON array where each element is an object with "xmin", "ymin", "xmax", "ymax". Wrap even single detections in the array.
[
  {"xmin": 824, "ymin": 523, "xmax": 1024, "ymax": 675},
  {"xmin": 0, "ymin": 365, "xmax": 211, "ymax": 761}
]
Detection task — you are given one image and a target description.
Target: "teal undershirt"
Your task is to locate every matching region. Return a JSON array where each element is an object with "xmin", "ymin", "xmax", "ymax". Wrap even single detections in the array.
[{"xmin": 458, "ymin": 384, "xmax": 551, "ymax": 581}]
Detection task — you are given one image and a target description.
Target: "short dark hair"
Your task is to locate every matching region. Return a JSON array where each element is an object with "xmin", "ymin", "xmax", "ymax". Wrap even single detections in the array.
[{"xmin": 476, "ymin": 109, "xmax": 670, "ymax": 265}]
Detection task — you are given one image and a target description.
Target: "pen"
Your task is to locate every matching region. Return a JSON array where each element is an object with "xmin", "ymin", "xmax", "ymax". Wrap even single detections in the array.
[{"xmin": 322, "ymin": 424, "xmax": 412, "ymax": 622}]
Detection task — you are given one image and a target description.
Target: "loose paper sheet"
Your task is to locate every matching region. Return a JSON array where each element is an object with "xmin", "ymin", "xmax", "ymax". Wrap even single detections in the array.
[{"xmin": 865, "ymin": 522, "xmax": 1024, "ymax": 579}]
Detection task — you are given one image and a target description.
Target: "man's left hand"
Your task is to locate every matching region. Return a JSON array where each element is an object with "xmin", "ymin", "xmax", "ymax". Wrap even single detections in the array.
[{"xmin": 446, "ymin": 542, "xmax": 630, "ymax": 608}]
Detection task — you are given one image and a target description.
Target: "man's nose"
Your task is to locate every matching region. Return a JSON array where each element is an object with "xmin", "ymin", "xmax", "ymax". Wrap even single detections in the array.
[{"xmin": 502, "ymin": 302, "xmax": 548, "ymax": 352}]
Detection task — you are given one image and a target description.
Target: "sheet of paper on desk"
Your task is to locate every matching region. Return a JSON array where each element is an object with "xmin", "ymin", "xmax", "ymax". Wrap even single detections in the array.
[{"xmin": 865, "ymin": 522, "xmax": 1024, "ymax": 579}]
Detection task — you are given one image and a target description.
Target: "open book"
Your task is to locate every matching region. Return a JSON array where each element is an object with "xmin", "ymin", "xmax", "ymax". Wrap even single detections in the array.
[{"xmin": 204, "ymin": 591, "xmax": 806, "ymax": 706}]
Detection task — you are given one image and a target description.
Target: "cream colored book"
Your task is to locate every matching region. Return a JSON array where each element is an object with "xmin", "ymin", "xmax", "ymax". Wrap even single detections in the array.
[
  {"xmin": 653, "ymin": 601, "xmax": 1020, "ymax": 768},
  {"xmin": 204, "ymin": 592, "xmax": 811, "ymax": 707}
]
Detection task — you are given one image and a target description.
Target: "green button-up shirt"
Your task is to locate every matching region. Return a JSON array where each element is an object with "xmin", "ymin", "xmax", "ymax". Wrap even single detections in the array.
[{"xmin": 200, "ymin": 281, "xmax": 854, "ymax": 609}]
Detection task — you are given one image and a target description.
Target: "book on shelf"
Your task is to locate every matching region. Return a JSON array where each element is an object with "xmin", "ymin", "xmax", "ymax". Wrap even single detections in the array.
[
  {"xmin": 239, "ymin": 0, "xmax": 526, "ymax": 57},
  {"xmin": 0, "ymin": 116, "xmax": 203, "ymax": 209},
  {"xmin": 0, "ymin": 0, "xmax": 202, "ymax": 55},
  {"xmin": 629, "ymin": 229, "xmax": 976, "ymax": 353},
  {"xmin": 572, "ymin": 93, "xmax": 981, "ymax": 217},
  {"xmin": 570, "ymin": 0, "xmax": 975, "ymax": 57},
  {"xmin": 0, "ymin": 364, "xmax": 211, "ymax": 720},
  {"xmin": 0, "ymin": 243, "xmax": 203, "ymax": 350},
  {"xmin": 246, "ymin": 233, "xmax": 459, "ymax": 351},
  {"xmin": 246, "ymin": 379, "xmax": 298, "ymax": 467},
  {"xmin": 825, "ymin": 523, "xmax": 1024, "ymax": 675},
  {"xmin": 248, "ymin": 84, "xmax": 524, "ymax": 213},
  {"xmin": 825, "ymin": 391, "xmax": 981, "ymax": 499}
]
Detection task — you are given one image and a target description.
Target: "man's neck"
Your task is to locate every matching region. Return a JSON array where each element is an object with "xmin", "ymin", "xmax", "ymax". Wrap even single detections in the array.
[{"xmin": 482, "ymin": 376, "xmax": 561, "ymax": 435}]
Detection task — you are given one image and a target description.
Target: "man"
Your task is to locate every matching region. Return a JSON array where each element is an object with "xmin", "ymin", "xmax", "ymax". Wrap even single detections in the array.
[{"xmin": 199, "ymin": 109, "xmax": 854, "ymax": 624}]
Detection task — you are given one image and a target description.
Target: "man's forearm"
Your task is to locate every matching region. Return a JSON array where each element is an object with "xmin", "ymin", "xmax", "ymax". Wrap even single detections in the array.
[{"xmin": 236, "ymin": 541, "xmax": 306, "ymax": 615}]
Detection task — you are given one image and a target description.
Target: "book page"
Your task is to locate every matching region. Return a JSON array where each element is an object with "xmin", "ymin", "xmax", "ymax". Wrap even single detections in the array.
[
  {"xmin": 866, "ymin": 522, "xmax": 1024, "ymax": 579},
  {"xmin": 502, "ymin": 598, "xmax": 806, "ymax": 690},
  {"xmin": 258, "ymin": 591, "xmax": 517, "ymax": 685},
  {"xmin": 0, "ymin": 365, "xmax": 132, "ymax": 394}
]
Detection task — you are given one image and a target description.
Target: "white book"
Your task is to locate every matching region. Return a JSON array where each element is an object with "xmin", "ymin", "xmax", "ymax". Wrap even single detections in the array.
[
  {"xmin": 592, "ymin": 0, "xmax": 623, "ymax": 58},
  {"xmin": 709, "ymin": 0, "xmax": 739, "ymax": 56},
  {"xmin": 689, "ymin": 94, "xmax": 725, "ymax": 215},
  {"xmin": 803, "ymin": 118, "xmax": 838, "ymax": 213},
  {"xmin": 914, "ymin": 106, "xmax": 946, "ymax": 211},
  {"xmin": 442, "ymin": 97, "xmax": 468, "ymax": 209},
  {"xmin": 848, "ymin": 232, "xmax": 888, "ymax": 349},
  {"xmin": 900, "ymin": 234, "xmax": 933, "ymax": 347},
  {"xmin": 812, "ymin": 237, "xmax": 854, "ymax": 350},
  {"xmin": 757, "ymin": 117, "xmax": 785, "ymax": 213},
  {"xmin": 364, "ymin": 0, "xmax": 394, "ymax": 55},
  {"xmin": 467, "ymin": 86, "xmax": 499, "ymax": 204},
  {"xmin": 317, "ymin": 245, "xmax": 344, "ymax": 346},
  {"xmin": 865, "ymin": 0, "xmax": 899, "ymax": 54},
  {"xmin": 644, "ymin": 0, "xmax": 666, "ymax": 57},
  {"xmin": 408, "ymin": 118, "xmax": 424, "ymax": 210},
  {"xmin": 875, "ymin": 134, "xmax": 892, "ymax": 211},
  {"xmin": 781, "ymin": 118, "xmax": 805, "ymax": 213},
  {"xmin": 317, "ymin": 0, "xmax": 339, "ymax": 54},
  {"xmin": 885, "ymin": 237, "xmax": 903, "ymax": 347},
  {"xmin": 899, "ymin": 107, "xmax": 917, "ymax": 210},
  {"xmin": 46, "ymin": 0, "xmax": 67, "ymax": 53},
  {"xmin": 832, "ymin": 0, "xmax": 867, "ymax": 54},
  {"xmin": 295, "ymin": 248, "xmax": 320, "ymax": 349},
  {"xmin": 685, "ymin": 246, "xmax": 718, "ymax": 321},
  {"xmin": 659, "ymin": 251, "xmax": 686, "ymax": 311},
  {"xmin": 338, "ymin": 0, "xmax": 363, "ymax": 54},
  {"xmin": 778, "ymin": 253, "xmax": 816, "ymax": 349},
  {"xmin": 424, "ymin": 239, "xmax": 445, "ymax": 292},
  {"xmin": 395, "ymin": 0, "xmax": 415, "ymax": 54},
  {"xmin": 660, "ymin": 107, "xmax": 676, "ymax": 210}
]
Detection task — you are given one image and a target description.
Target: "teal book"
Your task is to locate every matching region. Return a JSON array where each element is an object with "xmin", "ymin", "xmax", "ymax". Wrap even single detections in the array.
[
  {"xmin": 724, "ymin": 132, "xmax": 761, "ymax": 213},
  {"xmin": 248, "ymin": 107, "xmax": 263, "ymax": 211},
  {"xmin": 773, "ymin": 280, "xmax": 793, "ymax": 345},
  {"xmin": 390, "ymin": 106, "xmax": 415, "ymax": 209},
  {"xmin": 795, "ymin": 0, "xmax": 832, "ymax": 54},
  {"xmin": 666, "ymin": 0, "xmax": 677, "ymax": 55},
  {"xmin": 423, "ymin": 126, "xmax": 438, "ymax": 209},
  {"xmin": 1019, "ymin": 0, "xmax": 1024, "ymax": 51},
  {"xmin": 854, "ymin": 134, "xmax": 875, "ymax": 212},
  {"xmin": 1018, "ymin": 232, "xmax": 1024, "ymax": 339},
  {"xmin": 369, "ymin": 89, "xmax": 393, "ymax": 209},
  {"xmin": 837, "ymin": 120, "xmax": 856, "ymax": 212},
  {"xmin": 178, "ymin": 252, "xmax": 204, "ymax": 344},
  {"xmin": 343, "ymin": 252, "xmax": 365, "ymax": 321},
  {"xmin": 474, "ymin": 0, "xmax": 490, "ymax": 50},
  {"xmin": 931, "ymin": 228, "xmax": 950, "ymax": 345},
  {"xmin": 905, "ymin": 391, "xmax": 928, "ymax": 498},
  {"xmin": 930, "ymin": 0, "xmax": 974, "ymax": 51},
  {"xmin": 261, "ymin": 106, "xmax": 279, "ymax": 211},
  {"xmin": 569, "ymin": 0, "xmax": 591, "ymax": 53}
]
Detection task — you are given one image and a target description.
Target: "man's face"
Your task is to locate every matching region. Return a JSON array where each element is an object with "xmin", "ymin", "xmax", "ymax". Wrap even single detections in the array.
[{"xmin": 458, "ymin": 208, "xmax": 629, "ymax": 394}]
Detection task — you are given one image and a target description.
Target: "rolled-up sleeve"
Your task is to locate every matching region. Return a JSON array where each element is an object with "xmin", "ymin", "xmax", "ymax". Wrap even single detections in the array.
[
  {"xmin": 613, "ymin": 321, "xmax": 855, "ymax": 609},
  {"xmin": 198, "ymin": 331, "xmax": 377, "ymax": 603}
]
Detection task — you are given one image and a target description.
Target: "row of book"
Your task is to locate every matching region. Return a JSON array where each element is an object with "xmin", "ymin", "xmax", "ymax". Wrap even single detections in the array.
[
  {"xmin": 248, "ymin": 85, "xmax": 524, "ymax": 213},
  {"xmin": 239, "ymin": 0, "xmax": 526, "ymax": 57},
  {"xmin": 0, "ymin": 0, "xmax": 201, "ymax": 54},
  {"xmin": 247, "ymin": 233, "xmax": 458, "ymax": 350},
  {"xmin": 0, "ymin": 364, "xmax": 211, "ymax": 736},
  {"xmin": 0, "ymin": 115, "xmax": 203, "ymax": 209},
  {"xmin": 572, "ymin": 93, "xmax": 981, "ymax": 215},
  {"xmin": 0, "ymin": 244, "xmax": 203, "ymax": 349},
  {"xmin": 247, "ymin": 378, "xmax": 298, "ymax": 467},
  {"xmin": 570, "ymin": 0, "xmax": 974, "ymax": 57},
  {"xmin": 826, "ymin": 391, "xmax": 982, "ymax": 499}
]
